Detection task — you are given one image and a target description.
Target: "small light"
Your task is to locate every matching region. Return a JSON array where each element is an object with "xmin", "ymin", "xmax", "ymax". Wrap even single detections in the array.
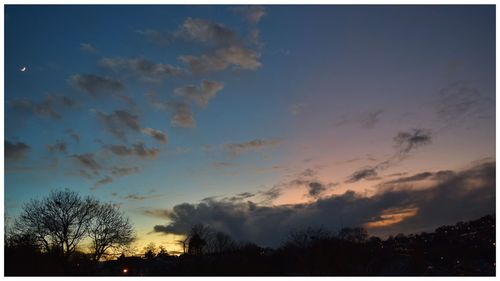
[{"xmin": 123, "ymin": 268, "xmax": 128, "ymax": 273}]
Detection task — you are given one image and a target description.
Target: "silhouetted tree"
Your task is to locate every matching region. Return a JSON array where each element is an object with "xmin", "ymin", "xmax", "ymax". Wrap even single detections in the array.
[
  {"xmin": 188, "ymin": 233, "xmax": 206, "ymax": 255},
  {"xmin": 87, "ymin": 202, "xmax": 134, "ymax": 262},
  {"xmin": 212, "ymin": 231, "xmax": 236, "ymax": 254},
  {"xmin": 144, "ymin": 242, "xmax": 157, "ymax": 259},
  {"xmin": 157, "ymin": 245, "xmax": 169, "ymax": 258},
  {"xmin": 338, "ymin": 227, "xmax": 368, "ymax": 243},
  {"xmin": 14, "ymin": 189, "xmax": 98, "ymax": 262}
]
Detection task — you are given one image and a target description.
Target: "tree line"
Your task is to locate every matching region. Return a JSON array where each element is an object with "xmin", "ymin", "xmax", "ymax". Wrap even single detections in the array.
[{"xmin": 5, "ymin": 189, "xmax": 496, "ymax": 276}]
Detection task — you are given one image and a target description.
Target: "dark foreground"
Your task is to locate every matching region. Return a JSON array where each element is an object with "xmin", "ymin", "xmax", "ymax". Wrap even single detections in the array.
[{"xmin": 5, "ymin": 215, "xmax": 495, "ymax": 276}]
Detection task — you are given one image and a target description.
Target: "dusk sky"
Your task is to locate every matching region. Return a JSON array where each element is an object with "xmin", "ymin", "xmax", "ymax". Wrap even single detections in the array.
[{"xmin": 4, "ymin": 5, "xmax": 495, "ymax": 253}]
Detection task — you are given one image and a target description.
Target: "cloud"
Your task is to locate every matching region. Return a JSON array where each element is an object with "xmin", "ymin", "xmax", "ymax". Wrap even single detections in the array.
[
  {"xmin": 346, "ymin": 167, "xmax": 378, "ymax": 183},
  {"xmin": 179, "ymin": 46, "xmax": 261, "ymax": 74},
  {"xmin": 123, "ymin": 193, "xmax": 161, "ymax": 201},
  {"xmin": 435, "ymin": 80, "xmax": 494, "ymax": 128},
  {"xmin": 46, "ymin": 140, "xmax": 67, "ymax": 154},
  {"xmin": 393, "ymin": 128, "xmax": 432, "ymax": 154},
  {"xmin": 176, "ymin": 17, "xmax": 240, "ymax": 47},
  {"xmin": 96, "ymin": 109, "xmax": 141, "ymax": 141},
  {"xmin": 153, "ymin": 161, "xmax": 494, "ymax": 247},
  {"xmin": 64, "ymin": 129, "xmax": 80, "ymax": 143},
  {"xmin": 174, "ymin": 80, "xmax": 224, "ymax": 107},
  {"xmin": 5, "ymin": 140, "xmax": 31, "ymax": 161},
  {"xmin": 110, "ymin": 166, "xmax": 140, "ymax": 176},
  {"xmin": 92, "ymin": 175, "xmax": 113, "ymax": 190},
  {"xmin": 100, "ymin": 57, "xmax": 183, "ymax": 82},
  {"xmin": 212, "ymin": 161, "xmax": 235, "ymax": 168},
  {"xmin": 136, "ymin": 29, "xmax": 172, "ymax": 46},
  {"xmin": 335, "ymin": 110, "xmax": 384, "ymax": 129},
  {"xmin": 142, "ymin": 128, "xmax": 168, "ymax": 144},
  {"xmin": 70, "ymin": 153, "xmax": 101, "ymax": 176},
  {"xmin": 9, "ymin": 94, "xmax": 77, "ymax": 120},
  {"xmin": 141, "ymin": 208, "xmax": 171, "ymax": 219},
  {"xmin": 231, "ymin": 6, "xmax": 267, "ymax": 24},
  {"xmin": 71, "ymin": 74, "xmax": 124, "ymax": 96},
  {"xmin": 222, "ymin": 138, "xmax": 282, "ymax": 156},
  {"xmin": 347, "ymin": 128, "xmax": 432, "ymax": 183},
  {"xmin": 104, "ymin": 142, "xmax": 159, "ymax": 159},
  {"xmin": 288, "ymin": 103, "xmax": 307, "ymax": 116},
  {"xmin": 308, "ymin": 182, "xmax": 326, "ymax": 198},
  {"xmin": 145, "ymin": 93, "xmax": 196, "ymax": 128},
  {"xmin": 169, "ymin": 101, "xmax": 196, "ymax": 128},
  {"xmin": 80, "ymin": 43, "xmax": 97, "ymax": 53}
]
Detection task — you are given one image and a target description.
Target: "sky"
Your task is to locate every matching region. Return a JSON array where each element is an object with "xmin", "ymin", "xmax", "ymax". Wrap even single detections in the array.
[{"xmin": 4, "ymin": 5, "xmax": 496, "ymax": 253}]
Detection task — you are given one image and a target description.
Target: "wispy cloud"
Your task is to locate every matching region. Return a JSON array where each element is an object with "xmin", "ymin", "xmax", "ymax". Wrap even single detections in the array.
[
  {"xmin": 104, "ymin": 142, "xmax": 159, "ymax": 159},
  {"xmin": 174, "ymin": 80, "xmax": 224, "ymax": 107},
  {"xmin": 335, "ymin": 110, "xmax": 384, "ymax": 129},
  {"xmin": 347, "ymin": 128, "xmax": 432, "ymax": 183},
  {"xmin": 9, "ymin": 94, "xmax": 77, "ymax": 120},
  {"xmin": 46, "ymin": 140, "xmax": 68, "ymax": 154},
  {"xmin": 179, "ymin": 46, "xmax": 262, "ymax": 74},
  {"xmin": 231, "ymin": 6, "xmax": 267, "ymax": 24},
  {"xmin": 222, "ymin": 138, "xmax": 282, "ymax": 156},
  {"xmin": 142, "ymin": 128, "xmax": 168, "ymax": 144},
  {"xmin": 71, "ymin": 74, "xmax": 124, "ymax": 97},
  {"xmin": 92, "ymin": 175, "xmax": 113, "ymax": 190},
  {"xmin": 100, "ymin": 57, "xmax": 183, "ymax": 82},
  {"xmin": 96, "ymin": 109, "xmax": 141, "ymax": 141}
]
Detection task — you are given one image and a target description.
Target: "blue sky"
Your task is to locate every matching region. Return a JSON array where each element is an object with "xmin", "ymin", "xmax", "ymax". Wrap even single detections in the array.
[{"xmin": 5, "ymin": 5, "xmax": 495, "ymax": 250}]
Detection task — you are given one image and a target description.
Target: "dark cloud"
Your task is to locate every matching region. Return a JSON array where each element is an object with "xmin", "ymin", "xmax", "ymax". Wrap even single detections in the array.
[
  {"xmin": 308, "ymin": 182, "xmax": 326, "ymax": 198},
  {"xmin": 174, "ymin": 80, "xmax": 224, "ymax": 107},
  {"xmin": 176, "ymin": 17, "xmax": 240, "ymax": 47},
  {"xmin": 393, "ymin": 128, "xmax": 432, "ymax": 154},
  {"xmin": 96, "ymin": 109, "xmax": 141, "ymax": 141},
  {"xmin": 70, "ymin": 153, "xmax": 101, "ymax": 176},
  {"xmin": 378, "ymin": 170, "xmax": 457, "ymax": 190},
  {"xmin": 104, "ymin": 142, "xmax": 159, "ymax": 159},
  {"xmin": 100, "ymin": 57, "xmax": 183, "ymax": 82},
  {"xmin": 153, "ymin": 161, "xmax": 494, "ymax": 247},
  {"xmin": 9, "ymin": 94, "xmax": 77, "ymax": 120},
  {"xmin": 346, "ymin": 168, "xmax": 379, "ymax": 183},
  {"xmin": 92, "ymin": 175, "xmax": 113, "ymax": 190},
  {"xmin": 5, "ymin": 140, "xmax": 31, "ymax": 161},
  {"xmin": 110, "ymin": 166, "xmax": 140, "ymax": 176},
  {"xmin": 231, "ymin": 6, "xmax": 267, "ymax": 24},
  {"xmin": 179, "ymin": 46, "xmax": 261, "ymax": 74},
  {"xmin": 335, "ymin": 110, "xmax": 384, "ymax": 129},
  {"xmin": 222, "ymin": 138, "xmax": 282, "ymax": 156},
  {"xmin": 383, "ymin": 172, "xmax": 433, "ymax": 184},
  {"xmin": 46, "ymin": 140, "xmax": 67, "ymax": 154},
  {"xmin": 347, "ymin": 128, "xmax": 432, "ymax": 183},
  {"xmin": 71, "ymin": 74, "xmax": 124, "ymax": 96}
]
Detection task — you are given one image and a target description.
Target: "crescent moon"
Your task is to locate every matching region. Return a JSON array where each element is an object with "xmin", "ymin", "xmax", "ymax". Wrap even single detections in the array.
[{"xmin": 20, "ymin": 67, "xmax": 27, "ymax": 72}]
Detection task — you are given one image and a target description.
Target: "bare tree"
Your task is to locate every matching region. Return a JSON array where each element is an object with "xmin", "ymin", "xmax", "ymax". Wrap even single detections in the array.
[
  {"xmin": 14, "ymin": 189, "xmax": 98, "ymax": 260},
  {"xmin": 87, "ymin": 202, "xmax": 134, "ymax": 262}
]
